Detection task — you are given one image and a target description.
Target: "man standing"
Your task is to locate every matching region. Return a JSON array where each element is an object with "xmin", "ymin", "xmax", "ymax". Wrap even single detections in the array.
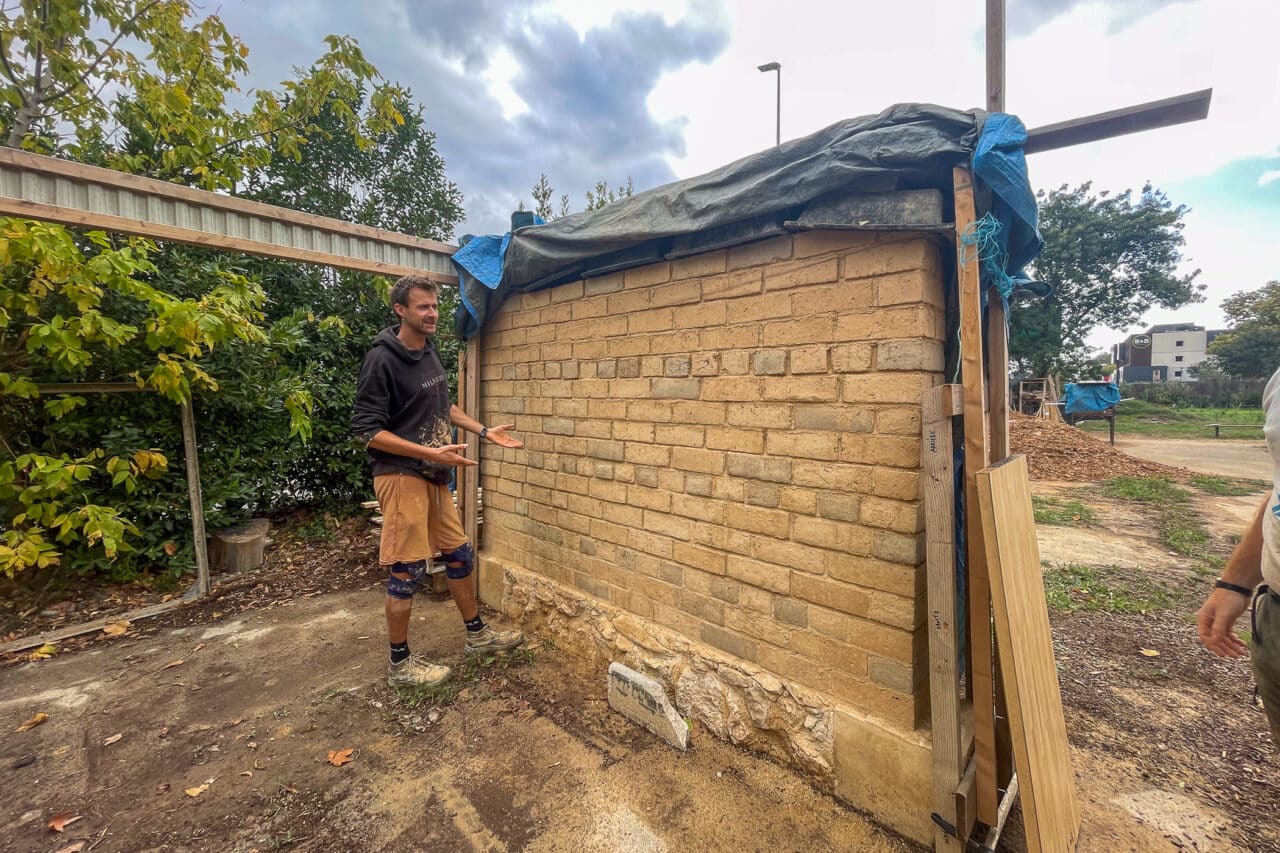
[
  {"xmin": 1196, "ymin": 366, "xmax": 1280, "ymax": 746},
  {"xmin": 353, "ymin": 274, "xmax": 524, "ymax": 687}
]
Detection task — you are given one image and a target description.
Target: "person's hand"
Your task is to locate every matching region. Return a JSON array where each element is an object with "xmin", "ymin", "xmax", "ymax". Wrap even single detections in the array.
[
  {"xmin": 1196, "ymin": 588, "xmax": 1251, "ymax": 658},
  {"xmin": 422, "ymin": 444, "xmax": 477, "ymax": 468},
  {"xmin": 484, "ymin": 424, "xmax": 524, "ymax": 449}
]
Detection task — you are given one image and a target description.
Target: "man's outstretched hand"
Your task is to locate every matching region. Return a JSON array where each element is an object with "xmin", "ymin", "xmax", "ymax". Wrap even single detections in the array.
[
  {"xmin": 1196, "ymin": 588, "xmax": 1251, "ymax": 659},
  {"xmin": 484, "ymin": 424, "xmax": 524, "ymax": 449},
  {"xmin": 423, "ymin": 444, "xmax": 477, "ymax": 467}
]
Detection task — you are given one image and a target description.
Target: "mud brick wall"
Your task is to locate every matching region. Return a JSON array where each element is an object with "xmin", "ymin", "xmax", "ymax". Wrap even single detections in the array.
[{"xmin": 477, "ymin": 231, "xmax": 945, "ymax": 728}]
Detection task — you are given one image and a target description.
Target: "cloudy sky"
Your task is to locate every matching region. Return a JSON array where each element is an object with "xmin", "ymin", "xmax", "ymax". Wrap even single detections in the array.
[{"xmin": 213, "ymin": 0, "xmax": 1279, "ymax": 352}]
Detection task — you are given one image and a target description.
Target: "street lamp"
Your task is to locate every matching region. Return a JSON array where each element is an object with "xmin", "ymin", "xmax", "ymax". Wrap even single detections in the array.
[{"xmin": 758, "ymin": 61, "xmax": 780, "ymax": 146}]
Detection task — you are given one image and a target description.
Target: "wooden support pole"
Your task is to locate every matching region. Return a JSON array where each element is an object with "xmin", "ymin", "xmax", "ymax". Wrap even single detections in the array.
[
  {"xmin": 180, "ymin": 401, "xmax": 211, "ymax": 597},
  {"xmin": 987, "ymin": 293, "xmax": 1010, "ymax": 462},
  {"xmin": 924, "ymin": 383, "xmax": 969, "ymax": 851},
  {"xmin": 954, "ymin": 165, "xmax": 998, "ymax": 825},
  {"xmin": 986, "ymin": 0, "xmax": 1006, "ymax": 113},
  {"xmin": 459, "ymin": 338, "xmax": 482, "ymax": 595}
]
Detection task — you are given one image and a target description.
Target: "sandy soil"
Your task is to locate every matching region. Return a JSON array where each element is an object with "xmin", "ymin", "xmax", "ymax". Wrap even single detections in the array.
[
  {"xmin": 1115, "ymin": 438, "xmax": 1271, "ymax": 481},
  {"xmin": 1, "ymin": 582, "xmax": 915, "ymax": 853}
]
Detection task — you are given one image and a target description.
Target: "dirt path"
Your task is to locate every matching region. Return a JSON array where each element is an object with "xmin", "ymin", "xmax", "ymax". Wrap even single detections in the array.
[
  {"xmin": 1029, "ymin": 480, "xmax": 1280, "ymax": 852},
  {"xmin": 0, "ymin": 587, "xmax": 915, "ymax": 853},
  {"xmin": 1114, "ymin": 437, "xmax": 1271, "ymax": 481}
]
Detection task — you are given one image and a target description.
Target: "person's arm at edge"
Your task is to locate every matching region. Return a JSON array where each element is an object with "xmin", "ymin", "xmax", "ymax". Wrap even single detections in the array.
[
  {"xmin": 449, "ymin": 404, "xmax": 524, "ymax": 449},
  {"xmin": 1197, "ymin": 492, "xmax": 1268, "ymax": 658},
  {"xmin": 352, "ymin": 353, "xmax": 474, "ymax": 468},
  {"xmin": 367, "ymin": 430, "xmax": 473, "ymax": 468}
]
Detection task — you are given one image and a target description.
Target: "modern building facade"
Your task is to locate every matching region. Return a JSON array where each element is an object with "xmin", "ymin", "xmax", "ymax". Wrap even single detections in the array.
[{"xmin": 1112, "ymin": 323, "xmax": 1228, "ymax": 382}]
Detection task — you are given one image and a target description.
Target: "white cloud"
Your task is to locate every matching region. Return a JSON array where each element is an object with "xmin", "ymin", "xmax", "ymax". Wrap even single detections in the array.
[{"xmin": 1261, "ymin": 170, "xmax": 1280, "ymax": 187}]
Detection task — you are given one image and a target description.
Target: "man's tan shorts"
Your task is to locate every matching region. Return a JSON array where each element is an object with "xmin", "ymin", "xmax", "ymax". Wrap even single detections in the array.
[{"xmin": 373, "ymin": 473, "xmax": 468, "ymax": 565}]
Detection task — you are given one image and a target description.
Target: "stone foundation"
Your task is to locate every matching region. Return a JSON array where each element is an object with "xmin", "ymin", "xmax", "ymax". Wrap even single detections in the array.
[{"xmin": 484, "ymin": 557, "xmax": 933, "ymax": 844}]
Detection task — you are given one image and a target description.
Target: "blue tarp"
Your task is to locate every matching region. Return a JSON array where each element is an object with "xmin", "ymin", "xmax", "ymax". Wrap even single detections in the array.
[
  {"xmin": 1063, "ymin": 382, "xmax": 1122, "ymax": 415},
  {"xmin": 971, "ymin": 113, "xmax": 1043, "ymax": 298}
]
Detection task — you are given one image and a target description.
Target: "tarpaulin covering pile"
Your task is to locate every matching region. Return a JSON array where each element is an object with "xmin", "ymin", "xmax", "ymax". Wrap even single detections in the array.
[
  {"xmin": 452, "ymin": 102, "xmax": 1042, "ymax": 340},
  {"xmin": 1063, "ymin": 382, "xmax": 1122, "ymax": 415}
]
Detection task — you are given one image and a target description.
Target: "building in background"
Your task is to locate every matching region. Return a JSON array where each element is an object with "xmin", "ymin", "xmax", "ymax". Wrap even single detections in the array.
[{"xmin": 1112, "ymin": 323, "xmax": 1229, "ymax": 382}]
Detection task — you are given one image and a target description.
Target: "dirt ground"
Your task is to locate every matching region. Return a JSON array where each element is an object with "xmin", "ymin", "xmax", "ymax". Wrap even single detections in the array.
[
  {"xmin": 1027, "ymin": 443, "xmax": 1280, "ymax": 852},
  {"xmin": 1115, "ymin": 437, "xmax": 1271, "ymax": 482},
  {"xmin": 0, "ymin": 520, "xmax": 917, "ymax": 853}
]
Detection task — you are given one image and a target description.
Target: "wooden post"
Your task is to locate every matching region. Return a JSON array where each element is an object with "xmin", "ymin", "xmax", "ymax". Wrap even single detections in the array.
[
  {"xmin": 459, "ymin": 337, "xmax": 482, "ymax": 594},
  {"xmin": 924, "ymin": 384, "xmax": 972, "ymax": 850},
  {"xmin": 986, "ymin": 0, "xmax": 1006, "ymax": 113},
  {"xmin": 180, "ymin": 401, "xmax": 211, "ymax": 597},
  {"xmin": 954, "ymin": 165, "xmax": 998, "ymax": 825}
]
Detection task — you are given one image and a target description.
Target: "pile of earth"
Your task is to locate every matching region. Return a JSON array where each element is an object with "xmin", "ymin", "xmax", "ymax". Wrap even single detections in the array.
[{"xmin": 1009, "ymin": 413, "xmax": 1191, "ymax": 482}]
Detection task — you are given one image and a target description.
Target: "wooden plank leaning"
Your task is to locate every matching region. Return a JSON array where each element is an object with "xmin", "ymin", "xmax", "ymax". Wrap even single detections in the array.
[
  {"xmin": 976, "ymin": 455, "xmax": 1080, "ymax": 852},
  {"xmin": 953, "ymin": 165, "xmax": 998, "ymax": 824},
  {"xmin": 923, "ymin": 383, "xmax": 973, "ymax": 850},
  {"xmin": 460, "ymin": 337, "xmax": 482, "ymax": 593}
]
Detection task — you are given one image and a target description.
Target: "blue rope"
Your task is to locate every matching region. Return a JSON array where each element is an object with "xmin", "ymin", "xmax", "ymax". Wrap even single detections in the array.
[{"xmin": 959, "ymin": 212, "xmax": 1015, "ymax": 300}]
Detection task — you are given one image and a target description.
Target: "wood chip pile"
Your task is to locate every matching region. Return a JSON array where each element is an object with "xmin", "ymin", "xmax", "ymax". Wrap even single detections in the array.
[{"xmin": 1008, "ymin": 413, "xmax": 1191, "ymax": 482}]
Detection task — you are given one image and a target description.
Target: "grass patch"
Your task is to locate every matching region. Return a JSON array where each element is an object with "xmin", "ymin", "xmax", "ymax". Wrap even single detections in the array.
[
  {"xmin": 1042, "ymin": 563, "xmax": 1174, "ymax": 613},
  {"xmin": 1032, "ymin": 495, "xmax": 1097, "ymax": 526},
  {"xmin": 391, "ymin": 646, "xmax": 538, "ymax": 709},
  {"xmin": 1102, "ymin": 476, "xmax": 1219, "ymax": 560},
  {"xmin": 1189, "ymin": 474, "xmax": 1268, "ymax": 497},
  {"xmin": 1078, "ymin": 403, "xmax": 1264, "ymax": 439}
]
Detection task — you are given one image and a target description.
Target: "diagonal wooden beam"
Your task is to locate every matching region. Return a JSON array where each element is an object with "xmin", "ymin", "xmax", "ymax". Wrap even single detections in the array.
[{"xmin": 1024, "ymin": 89, "xmax": 1212, "ymax": 155}]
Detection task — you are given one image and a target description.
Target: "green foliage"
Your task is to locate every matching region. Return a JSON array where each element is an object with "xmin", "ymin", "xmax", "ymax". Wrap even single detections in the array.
[
  {"xmin": 1010, "ymin": 183, "xmax": 1203, "ymax": 377},
  {"xmin": 1078, "ymin": 401, "xmax": 1263, "ymax": 439},
  {"xmin": 1189, "ymin": 475, "xmax": 1267, "ymax": 497},
  {"xmin": 1031, "ymin": 495, "xmax": 1096, "ymax": 526},
  {"xmin": 1203, "ymin": 281, "xmax": 1280, "ymax": 379},
  {"xmin": 0, "ymin": 4, "xmax": 462, "ymax": 579},
  {"xmin": 1101, "ymin": 476, "xmax": 1214, "ymax": 559},
  {"xmin": 523, "ymin": 173, "xmax": 634, "ymax": 219},
  {"xmin": 1102, "ymin": 476, "xmax": 1186, "ymax": 503},
  {"xmin": 1042, "ymin": 563, "xmax": 1173, "ymax": 613}
]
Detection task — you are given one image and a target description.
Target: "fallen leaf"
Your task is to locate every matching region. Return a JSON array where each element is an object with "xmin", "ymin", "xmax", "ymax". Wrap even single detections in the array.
[
  {"xmin": 53, "ymin": 842, "xmax": 85, "ymax": 853},
  {"xmin": 16, "ymin": 712, "xmax": 49, "ymax": 732},
  {"xmin": 1139, "ymin": 648, "xmax": 1161, "ymax": 657},
  {"xmin": 326, "ymin": 748, "xmax": 354, "ymax": 767},
  {"xmin": 160, "ymin": 659, "xmax": 186, "ymax": 671},
  {"xmin": 48, "ymin": 812, "xmax": 82, "ymax": 832},
  {"xmin": 163, "ymin": 540, "xmax": 177, "ymax": 556},
  {"xmin": 102, "ymin": 621, "xmax": 131, "ymax": 637},
  {"xmin": 193, "ymin": 642, "xmax": 206, "ymax": 652},
  {"xmin": 102, "ymin": 733, "xmax": 123, "ymax": 746},
  {"xmin": 240, "ymin": 770, "xmax": 253, "ymax": 777},
  {"xmin": 184, "ymin": 783, "xmax": 209, "ymax": 797},
  {"xmin": 28, "ymin": 643, "xmax": 59, "ymax": 661}
]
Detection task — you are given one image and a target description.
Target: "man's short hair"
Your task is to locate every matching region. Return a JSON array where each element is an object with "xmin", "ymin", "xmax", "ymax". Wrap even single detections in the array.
[{"xmin": 390, "ymin": 274, "xmax": 438, "ymax": 307}]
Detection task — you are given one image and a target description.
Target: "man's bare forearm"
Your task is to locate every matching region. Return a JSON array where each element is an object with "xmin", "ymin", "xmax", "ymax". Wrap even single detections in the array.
[
  {"xmin": 1222, "ymin": 493, "xmax": 1269, "ymax": 588},
  {"xmin": 450, "ymin": 404, "xmax": 485, "ymax": 435},
  {"xmin": 367, "ymin": 430, "xmax": 432, "ymax": 460}
]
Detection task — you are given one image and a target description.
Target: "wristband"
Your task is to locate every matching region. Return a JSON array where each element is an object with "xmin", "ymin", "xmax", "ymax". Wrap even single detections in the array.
[
  {"xmin": 480, "ymin": 426, "xmax": 488, "ymax": 440},
  {"xmin": 1214, "ymin": 579, "xmax": 1254, "ymax": 598}
]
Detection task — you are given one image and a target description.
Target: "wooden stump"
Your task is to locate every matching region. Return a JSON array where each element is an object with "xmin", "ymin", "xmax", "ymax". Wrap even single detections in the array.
[{"xmin": 210, "ymin": 518, "xmax": 271, "ymax": 573}]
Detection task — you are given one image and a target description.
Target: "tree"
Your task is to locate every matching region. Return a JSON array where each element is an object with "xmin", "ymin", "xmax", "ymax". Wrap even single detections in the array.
[
  {"xmin": 1203, "ymin": 281, "xmax": 1280, "ymax": 379},
  {"xmin": 0, "ymin": 2, "xmax": 414, "ymax": 577},
  {"xmin": 522, "ymin": 174, "xmax": 635, "ymax": 219},
  {"xmin": 1009, "ymin": 182, "xmax": 1203, "ymax": 377}
]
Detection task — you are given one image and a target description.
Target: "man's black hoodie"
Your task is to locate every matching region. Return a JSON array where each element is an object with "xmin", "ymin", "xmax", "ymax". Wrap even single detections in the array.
[{"xmin": 351, "ymin": 326, "xmax": 452, "ymax": 484}]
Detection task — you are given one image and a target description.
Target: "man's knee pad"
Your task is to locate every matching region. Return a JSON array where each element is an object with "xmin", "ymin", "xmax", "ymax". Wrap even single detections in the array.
[
  {"xmin": 386, "ymin": 560, "xmax": 427, "ymax": 599},
  {"xmin": 441, "ymin": 542, "xmax": 474, "ymax": 580}
]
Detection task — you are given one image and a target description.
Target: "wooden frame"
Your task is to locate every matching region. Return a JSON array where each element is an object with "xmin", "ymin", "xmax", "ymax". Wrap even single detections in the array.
[
  {"xmin": 0, "ymin": 383, "xmax": 211, "ymax": 655},
  {"xmin": 457, "ymin": 337, "xmax": 483, "ymax": 594}
]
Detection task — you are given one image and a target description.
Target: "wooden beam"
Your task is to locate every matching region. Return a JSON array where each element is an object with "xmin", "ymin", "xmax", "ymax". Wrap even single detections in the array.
[
  {"xmin": 460, "ymin": 338, "xmax": 482, "ymax": 585},
  {"xmin": 0, "ymin": 147, "xmax": 458, "ymax": 283},
  {"xmin": 923, "ymin": 383, "xmax": 966, "ymax": 852},
  {"xmin": 0, "ymin": 597, "xmax": 189, "ymax": 655},
  {"xmin": 987, "ymin": 291, "xmax": 1010, "ymax": 461},
  {"xmin": 35, "ymin": 382, "xmax": 144, "ymax": 394},
  {"xmin": 986, "ymin": 0, "xmax": 1006, "ymax": 113},
  {"xmin": 180, "ymin": 402, "xmax": 211, "ymax": 597},
  {"xmin": 954, "ymin": 165, "xmax": 998, "ymax": 825},
  {"xmin": 1024, "ymin": 89, "xmax": 1212, "ymax": 154}
]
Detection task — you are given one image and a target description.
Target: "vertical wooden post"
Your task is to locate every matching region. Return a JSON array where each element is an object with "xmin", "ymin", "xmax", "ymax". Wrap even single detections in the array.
[
  {"xmin": 987, "ymin": 300, "xmax": 1010, "ymax": 463},
  {"xmin": 179, "ymin": 401, "xmax": 210, "ymax": 597},
  {"xmin": 460, "ymin": 337, "xmax": 482, "ymax": 594},
  {"xmin": 986, "ymin": 0, "xmax": 1006, "ymax": 113},
  {"xmin": 924, "ymin": 383, "xmax": 971, "ymax": 850},
  {"xmin": 954, "ymin": 165, "xmax": 998, "ymax": 825}
]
